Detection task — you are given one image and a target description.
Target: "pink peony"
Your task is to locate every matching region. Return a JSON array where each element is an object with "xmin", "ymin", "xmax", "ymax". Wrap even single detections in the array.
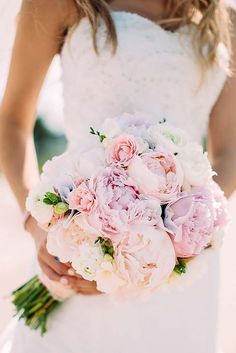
[
  {"xmin": 114, "ymin": 227, "xmax": 176, "ymax": 298},
  {"xmin": 87, "ymin": 167, "xmax": 140, "ymax": 238},
  {"xmin": 164, "ymin": 190, "xmax": 215, "ymax": 258},
  {"xmin": 124, "ymin": 199, "xmax": 164, "ymax": 229},
  {"xmin": 105, "ymin": 133, "xmax": 138, "ymax": 168},
  {"xmin": 68, "ymin": 179, "xmax": 96, "ymax": 214},
  {"xmin": 211, "ymin": 181, "xmax": 229, "ymax": 228},
  {"xmin": 128, "ymin": 149, "xmax": 183, "ymax": 203}
]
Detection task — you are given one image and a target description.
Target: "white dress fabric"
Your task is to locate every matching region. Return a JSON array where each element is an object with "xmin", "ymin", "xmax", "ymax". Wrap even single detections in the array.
[{"xmin": 1, "ymin": 11, "xmax": 228, "ymax": 353}]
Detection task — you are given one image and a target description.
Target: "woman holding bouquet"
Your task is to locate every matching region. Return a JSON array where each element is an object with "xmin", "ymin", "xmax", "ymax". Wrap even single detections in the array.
[{"xmin": 0, "ymin": 0, "xmax": 236, "ymax": 352}]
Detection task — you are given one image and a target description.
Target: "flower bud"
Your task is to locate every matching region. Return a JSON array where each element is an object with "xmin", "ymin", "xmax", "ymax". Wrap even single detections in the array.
[
  {"xmin": 103, "ymin": 253, "xmax": 113, "ymax": 263},
  {"xmin": 54, "ymin": 202, "xmax": 69, "ymax": 215}
]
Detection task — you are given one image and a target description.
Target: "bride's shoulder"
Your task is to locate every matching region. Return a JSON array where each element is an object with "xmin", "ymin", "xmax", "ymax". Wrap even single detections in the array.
[{"xmin": 20, "ymin": 0, "xmax": 81, "ymax": 30}]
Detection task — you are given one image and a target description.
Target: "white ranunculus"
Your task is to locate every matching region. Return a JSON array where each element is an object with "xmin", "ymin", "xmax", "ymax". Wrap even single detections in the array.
[
  {"xmin": 177, "ymin": 143, "xmax": 215, "ymax": 187},
  {"xmin": 26, "ymin": 182, "xmax": 54, "ymax": 225},
  {"xmin": 71, "ymin": 240, "xmax": 104, "ymax": 281},
  {"xmin": 147, "ymin": 123, "xmax": 189, "ymax": 154}
]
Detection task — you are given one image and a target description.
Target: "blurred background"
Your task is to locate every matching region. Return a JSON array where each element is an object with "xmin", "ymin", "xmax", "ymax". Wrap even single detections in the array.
[{"xmin": 0, "ymin": 1, "xmax": 236, "ymax": 353}]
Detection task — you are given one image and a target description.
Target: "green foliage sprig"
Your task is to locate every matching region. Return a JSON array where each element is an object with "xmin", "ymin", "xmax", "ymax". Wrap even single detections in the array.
[
  {"xmin": 95, "ymin": 237, "xmax": 114, "ymax": 257},
  {"xmin": 90, "ymin": 127, "xmax": 107, "ymax": 143},
  {"xmin": 43, "ymin": 192, "xmax": 61, "ymax": 205}
]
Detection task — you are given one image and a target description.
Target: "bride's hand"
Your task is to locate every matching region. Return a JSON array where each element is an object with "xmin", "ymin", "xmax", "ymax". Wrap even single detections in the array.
[{"xmin": 25, "ymin": 216, "xmax": 102, "ymax": 296}]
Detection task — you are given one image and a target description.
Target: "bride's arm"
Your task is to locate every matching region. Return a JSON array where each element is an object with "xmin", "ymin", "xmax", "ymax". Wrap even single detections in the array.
[
  {"xmin": 0, "ymin": 0, "xmax": 75, "ymax": 210},
  {"xmin": 0, "ymin": 0, "xmax": 100, "ymax": 294},
  {"xmin": 208, "ymin": 10, "xmax": 236, "ymax": 198}
]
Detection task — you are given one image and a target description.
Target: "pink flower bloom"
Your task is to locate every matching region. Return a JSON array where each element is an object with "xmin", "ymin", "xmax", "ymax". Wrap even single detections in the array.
[
  {"xmin": 124, "ymin": 199, "xmax": 164, "ymax": 229},
  {"xmin": 114, "ymin": 227, "xmax": 176, "ymax": 298},
  {"xmin": 46, "ymin": 219, "xmax": 91, "ymax": 263},
  {"xmin": 68, "ymin": 179, "xmax": 96, "ymax": 215},
  {"xmin": 211, "ymin": 181, "xmax": 229, "ymax": 228},
  {"xmin": 164, "ymin": 190, "xmax": 215, "ymax": 258},
  {"xmin": 105, "ymin": 133, "xmax": 138, "ymax": 168},
  {"xmin": 87, "ymin": 167, "xmax": 140, "ymax": 238},
  {"xmin": 128, "ymin": 149, "xmax": 183, "ymax": 203}
]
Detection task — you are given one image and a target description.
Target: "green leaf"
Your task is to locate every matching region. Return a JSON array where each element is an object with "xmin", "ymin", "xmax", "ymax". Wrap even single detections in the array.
[
  {"xmin": 43, "ymin": 192, "xmax": 61, "ymax": 205},
  {"xmin": 174, "ymin": 258, "xmax": 187, "ymax": 275},
  {"xmin": 43, "ymin": 198, "xmax": 53, "ymax": 205},
  {"xmin": 95, "ymin": 237, "xmax": 103, "ymax": 244},
  {"xmin": 90, "ymin": 127, "xmax": 96, "ymax": 135},
  {"xmin": 99, "ymin": 134, "xmax": 107, "ymax": 143},
  {"xmin": 95, "ymin": 237, "xmax": 114, "ymax": 258}
]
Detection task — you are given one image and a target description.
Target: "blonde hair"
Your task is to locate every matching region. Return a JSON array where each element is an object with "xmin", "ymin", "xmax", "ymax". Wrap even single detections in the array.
[{"xmin": 74, "ymin": 0, "xmax": 231, "ymax": 68}]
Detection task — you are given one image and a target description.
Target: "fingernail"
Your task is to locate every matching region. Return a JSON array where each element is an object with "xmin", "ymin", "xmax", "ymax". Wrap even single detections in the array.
[
  {"xmin": 60, "ymin": 277, "xmax": 69, "ymax": 285},
  {"xmin": 68, "ymin": 268, "xmax": 75, "ymax": 276}
]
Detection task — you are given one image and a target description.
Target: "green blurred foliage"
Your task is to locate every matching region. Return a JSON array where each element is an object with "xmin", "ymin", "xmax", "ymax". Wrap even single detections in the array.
[{"xmin": 33, "ymin": 117, "xmax": 67, "ymax": 171}]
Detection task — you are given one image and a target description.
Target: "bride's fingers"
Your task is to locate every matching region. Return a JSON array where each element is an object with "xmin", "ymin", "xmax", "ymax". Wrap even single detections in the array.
[
  {"xmin": 67, "ymin": 278, "xmax": 101, "ymax": 294},
  {"xmin": 45, "ymin": 253, "xmax": 75, "ymax": 277},
  {"xmin": 41, "ymin": 242, "xmax": 81, "ymax": 278},
  {"xmin": 40, "ymin": 262, "xmax": 61, "ymax": 282},
  {"xmin": 67, "ymin": 267, "xmax": 83, "ymax": 278}
]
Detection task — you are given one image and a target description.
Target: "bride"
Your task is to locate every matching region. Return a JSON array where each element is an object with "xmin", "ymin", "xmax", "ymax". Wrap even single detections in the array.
[{"xmin": 0, "ymin": 0, "xmax": 236, "ymax": 352}]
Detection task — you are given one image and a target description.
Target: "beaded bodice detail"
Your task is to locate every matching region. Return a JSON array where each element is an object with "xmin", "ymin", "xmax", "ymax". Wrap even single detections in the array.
[{"xmin": 61, "ymin": 11, "xmax": 228, "ymax": 148}]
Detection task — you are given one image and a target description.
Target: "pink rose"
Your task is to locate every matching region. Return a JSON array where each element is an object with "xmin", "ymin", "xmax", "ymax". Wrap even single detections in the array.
[
  {"xmin": 87, "ymin": 167, "xmax": 139, "ymax": 238},
  {"xmin": 164, "ymin": 190, "xmax": 215, "ymax": 258},
  {"xmin": 114, "ymin": 227, "xmax": 176, "ymax": 299},
  {"xmin": 128, "ymin": 149, "xmax": 183, "ymax": 203},
  {"xmin": 105, "ymin": 133, "xmax": 138, "ymax": 168},
  {"xmin": 68, "ymin": 179, "xmax": 96, "ymax": 215}
]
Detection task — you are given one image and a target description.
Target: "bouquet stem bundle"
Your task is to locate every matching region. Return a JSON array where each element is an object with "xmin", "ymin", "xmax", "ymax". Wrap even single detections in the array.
[{"xmin": 12, "ymin": 276, "xmax": 61, "ymax": 335}]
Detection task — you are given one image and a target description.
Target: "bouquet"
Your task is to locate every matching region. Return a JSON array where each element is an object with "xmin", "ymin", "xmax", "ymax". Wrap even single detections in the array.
[{"xmin": 12, "ymin": 112, "xmax": 229, "ymax": 335}]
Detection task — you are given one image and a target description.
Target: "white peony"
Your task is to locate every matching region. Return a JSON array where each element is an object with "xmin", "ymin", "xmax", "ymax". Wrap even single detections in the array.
[
  {"xmin": 77, "ymin": 147, "xmax": 105, "ymax": 178},
  {"xmin": 26, "ymin": 182, "xmax": 54, "ymax": 225},
  {"xmin": 177, "ymin": 143, "xmax": 215, "ymax": 187},
  {"xmin": 147, "ymin": 122, "xmax": 189, "ymax": 154},
  {"xmin": 71, "ymin": 240, "xmax": 104, "ymax": 281}
]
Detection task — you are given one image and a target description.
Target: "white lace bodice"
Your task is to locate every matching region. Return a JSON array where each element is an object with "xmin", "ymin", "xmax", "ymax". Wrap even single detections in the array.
[{"xmin": 61, "ymin": 11, "xmax": 228, "ymax": 148}]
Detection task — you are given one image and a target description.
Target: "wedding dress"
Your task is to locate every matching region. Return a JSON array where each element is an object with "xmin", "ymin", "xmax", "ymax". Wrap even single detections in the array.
[{"xmin": 0, "ymin": 11, "xmax": 228, "ymax": 353}]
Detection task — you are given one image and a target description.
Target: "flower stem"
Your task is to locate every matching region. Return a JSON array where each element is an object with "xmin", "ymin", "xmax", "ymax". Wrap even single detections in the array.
[{"xmin": 12, "ymin": 276, "xmax": 61, "ymax": 336}]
